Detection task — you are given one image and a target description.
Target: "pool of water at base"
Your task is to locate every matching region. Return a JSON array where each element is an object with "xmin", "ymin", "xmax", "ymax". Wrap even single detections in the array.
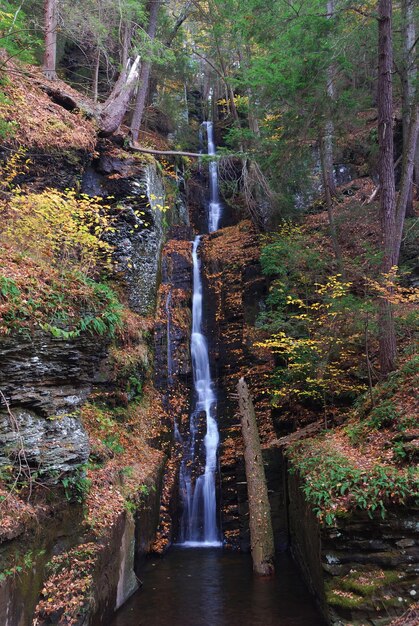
[{"xmin": 110, "ymin": 547, "xmax": 325, "ymax": 626}]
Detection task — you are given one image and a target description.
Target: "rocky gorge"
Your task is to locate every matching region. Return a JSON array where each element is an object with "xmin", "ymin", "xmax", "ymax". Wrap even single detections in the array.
[{"xmin": 0, "ymin": 50, "xmax": 417, "ymax": 626}]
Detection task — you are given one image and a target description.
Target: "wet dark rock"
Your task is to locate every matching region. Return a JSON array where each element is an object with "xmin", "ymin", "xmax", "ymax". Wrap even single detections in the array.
[
  {"xmin": 0, "ymin": 330, "xmax": 106, "ymax": 474},
  {"xmin": 322, "ymin": 563, "xmax": 352, "ymax": 576},
  {"xmin": 334, "ymin": 163, "xmax": 356, "ymax": 186},
  {"xmin": 96, "ymin": 154, "xmax": 138, "ymax": 176},
  {"xmin": 396, "ymin": 538, "xmax": 416, "ymax": 549},
  {"xmin": 286, "ymin": 469, "xmax": 419, "ymax": 625},
  {"xmin": 83, "ymin": 153, "xmax": 188, "ymax": 315},
  {"xmin": 9, "ymin": 148, "xmax": 92, "ymax": 193},
  {"xmin": 0, "ymin": 409, "xmax": 89, "ymax": 473},
  {"xmin": 0, "ymin": 331, "xmax": 109, "ymax": 416},
  {"xmin": 154, "ymin": 238, "xmax": 193, "ymax": 391}
]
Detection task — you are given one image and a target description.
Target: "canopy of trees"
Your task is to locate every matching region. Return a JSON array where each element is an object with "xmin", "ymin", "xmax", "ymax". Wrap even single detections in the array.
[{"xmin": 0, "ymin": 0, "xmax": 417, "ymax": 376}]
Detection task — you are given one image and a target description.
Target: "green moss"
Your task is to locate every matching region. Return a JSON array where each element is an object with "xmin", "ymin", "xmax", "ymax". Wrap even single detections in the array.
[
  {"xmin": 340, "ymin": 569, "xmax": 400, "ymax": 596},
  {"xmin": 326, "ymin": 586, "xmax": 365, "ymax": 609}
]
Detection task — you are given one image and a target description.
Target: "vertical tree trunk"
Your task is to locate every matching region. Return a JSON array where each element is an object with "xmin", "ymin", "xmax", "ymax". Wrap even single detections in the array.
[
  {"xmin": 237, "ymin": 377, "xmax": 275, "ymax": 576},
  {"xmin": 107, "ymin": 22, "xmax": 132, "ymax": 99},
  {"xmin": 320, "ymin": 133, "xmax": 345, "ymax": 276},
  {"xmin": 401, "ymin": 0, "xmax": 417, "ymax": 212},
  {"xmin": 324, "ymin": 0, "xmax": 337, "ymax": 197},
  {"xmin": 93, "ymin": 48, "xmax": 100, "ymax": 103},
  {"xmin": 239, "ymin": 45, "xmax": 260, "ymax": 136},
  {"xmin": 120, "ymin": 22, "xmax": 132, "ymax": 78},
  {"xmin": 43, "ymin": 0, "xmax": 57, "ymax": 80},
  {"xmin": 377, "ymin": 0, "xmax": 397, "ymax": 376},
  {"xmin": 415, "ymin": 127, "xmax": 419, "ymax": 201},
  {"xmin": 395, "ymin": 104, "xmax": 419, "ymax": 262},
  {"xmin": 131, "ymin": 0, "xmax": 161, "ymax": 143}
]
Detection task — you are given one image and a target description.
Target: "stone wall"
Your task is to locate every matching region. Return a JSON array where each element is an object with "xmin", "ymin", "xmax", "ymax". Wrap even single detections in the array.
[
  {"xmin": 271, "ymin": 452, "xmax": 419, "ymax": 626},
  {"xmin": 0, "ymin": 503, "xmax": 85, "ymax": 626},
  {"xmin": 90, "ymin": 461, "xmax": 165, "ymax": 626}
]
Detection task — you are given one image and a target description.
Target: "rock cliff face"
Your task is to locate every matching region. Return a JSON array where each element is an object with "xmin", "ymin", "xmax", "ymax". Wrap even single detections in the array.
[
  {"xmin": 0, "ymin": 331, "xmax": 109, "ymax": 474},
  {"xmin": 199, "ymin": 222, "xmax": 276, "ymax": 548},
  {"xmin": 82, "ymin": 150, "xmax": 172, "ymax": 316},
  {"xmin": 287, "ymin": 467, "xmax": 419, "ymax": 625},
  {"xmin": 154, "ymin": 227, "xmax": 194, "ymax": 393},
  {"xmin": 0, "ymin": 140, "xmax": 176, "ymax": 624},
  {"xmin": 152, "ymin": 226, "xmax": 194, "ymax": 549}
]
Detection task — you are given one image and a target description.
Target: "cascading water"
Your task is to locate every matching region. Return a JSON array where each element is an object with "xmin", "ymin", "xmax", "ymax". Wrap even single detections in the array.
[
  {"xmin": 179, "ymin": 121, "xmax": 222, "ymax": 546},
  {"xmin": 203, "ymin": 121, "xmax": 222, "ymax": 233}
]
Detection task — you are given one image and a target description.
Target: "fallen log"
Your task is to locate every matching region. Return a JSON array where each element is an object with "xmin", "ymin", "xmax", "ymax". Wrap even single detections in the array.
[
  {"xmin": 237, "ymin": 377, "xmax": 275, "ymax": 576},
  {"xmin": 129, "ymin": 143, "xmax": 202, "ymax": 158}
]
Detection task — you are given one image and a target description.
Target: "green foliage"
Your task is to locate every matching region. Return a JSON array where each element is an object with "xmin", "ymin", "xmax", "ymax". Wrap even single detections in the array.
[
  {"xmin": 0, "ymin": 548, "xmax": 46, "ymax": 583},
  {"xmin": 84, "ymin": 403, "xmax": 126, "ymax": 455},
  {"xmin": 124, "ymin": 499, "xmax": 137, "ymax": 515},
  {"xmin": 1, "ymin": 275, "xmax": 122, "ymax": 339},
  {"xmin": 368, "ymin": 401, "xmax": 399, "ymax": 429},
  {"xmin": 0, "ymin": 187, "xmax": 124, "ymax": 338},
  {"xmin": 102, "ymin": 434, "xmax": 125, "ymax": 455},
  {"xmin": 258, "ymin": 224, "xmax": 368, "ymax": 408},
  {"xmin": 0, "ymin": 4, "xmax": 42, "ymax": 64},
  {"xmin": 326, "ymin": 568, "xmax": 400, "ymax": 609},
  {"xmin": 61, "ymin": 467, "xmax": 91, "ymax": 504},
  {"xmin": 288, "ymin": 438, "xmax": 419, "ymax": 525},
  {"xmin": 0, "ymin": 89, "xmax": 17, "ymax": 139},
  {"xmin": 0, "ymin": 276, "xmax": 20, "ymax": 299},
  {"xmin": 126, "ymin": 375, "xmax": 143, "ymax": 400},
  {"xmin": 139, "ymin": 483, "xmax": 150, "ymax": 497},
  {"xmin": 346, "ymin": 355, "xmax": 418, "ymax": 445}
]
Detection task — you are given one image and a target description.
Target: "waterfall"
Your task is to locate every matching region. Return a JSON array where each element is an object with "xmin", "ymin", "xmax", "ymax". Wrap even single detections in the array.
[
  {"xmin": 179, "ymin": 120, "xmax": 222, "ymax": 547},
  {"xmin": 203, "ymin": 121, "xmax": 222, "ymax": 232}
]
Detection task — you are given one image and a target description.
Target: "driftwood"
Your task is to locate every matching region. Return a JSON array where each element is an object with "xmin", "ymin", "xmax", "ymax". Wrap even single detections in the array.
[{"xmin": 237, "ymin": 377, "xmax": 275, "ymax": 576}]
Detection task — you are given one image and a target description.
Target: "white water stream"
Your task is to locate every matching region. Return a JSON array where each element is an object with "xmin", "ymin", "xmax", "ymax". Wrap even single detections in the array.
[{"xmin": 179, "ymin": 121, "xmax": 222, "ymax": 546}]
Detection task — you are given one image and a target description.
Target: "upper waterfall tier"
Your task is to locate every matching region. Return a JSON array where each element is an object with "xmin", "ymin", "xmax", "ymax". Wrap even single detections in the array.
[{"xmin": 203, "ymin": 121, "xmax": 222, "ymax": 233}]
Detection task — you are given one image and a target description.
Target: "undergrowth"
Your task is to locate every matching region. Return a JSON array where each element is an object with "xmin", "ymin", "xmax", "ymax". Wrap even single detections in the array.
[
  {"xmin": 0, "ymin": 188, "xmax": 124, "ymax": 338},
  {"xmin": 287, "ymin": 355, "xmax": 419, "ymax": 525}
]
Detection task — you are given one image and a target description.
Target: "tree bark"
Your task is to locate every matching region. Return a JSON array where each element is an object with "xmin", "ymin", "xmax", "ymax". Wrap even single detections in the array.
[
  {"xmin": 377, "ymin": 0, "xmax": 397, "ymax": 376},
  {"xmin": 320, "ymin": 133, "xmax": 345, "ymax": 276},
  {"xmin": 401, "ymin": 0, "xmax": 417, "ymax": 212},
  {"xmin": 93, "ymin": 48, "xmax": 100, "ymax": 103},
  {"xmin": 165, "ymin": 0, "xmax": 192, "ymax": 47},
  {"xmin": 99, "ymin": 55, "xmax": 141, "ymax": 136},
  {"xmin": 43, "ymin": 0, "xmax": 57, "ymax": 80},
  {"xmin": 395, "ymin": 104, "xmax": 419, "ymax": 263},
  {"xmin": 130, "ymin": 0, "xmax": 161, "ymax": 143},
  {"xmin": 323, "ymin": 0, "xmax": 337, "ymax": 197},
  {"xmin": 129, "ymin": 144, "xmax": 201, "ymax": 158},
  {"xmin": 237, "ymin": 377, "xmax": 275, "ymax": 577}
]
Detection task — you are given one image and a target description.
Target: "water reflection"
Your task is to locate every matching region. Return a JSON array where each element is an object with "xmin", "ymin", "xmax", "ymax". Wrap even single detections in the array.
[{"xmin": 110, "ymin": 548, "xmax": 325, "ymax": 626}]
